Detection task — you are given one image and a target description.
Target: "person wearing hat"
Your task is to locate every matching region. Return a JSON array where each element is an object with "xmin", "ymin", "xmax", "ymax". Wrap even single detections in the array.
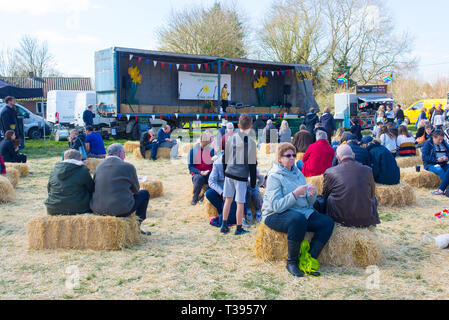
[{"xmin": 83, "ymin": 105, "xmax": 96, "ymax": 127}]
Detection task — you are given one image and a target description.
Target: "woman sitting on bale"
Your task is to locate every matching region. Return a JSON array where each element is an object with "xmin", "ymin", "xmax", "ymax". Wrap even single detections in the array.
[
  {"xmin": 331, "ymin": 128, "xmax": 345, "ymax": 152},
  {"xmin": 262, "ymin": 143, "xmax": 335, "ymax": 278},
  {"xmin": 416, "ymin": 122, "xmax": 433, "ymax": 147},
  {"xmin": 0, "ymin": 130, "xmax": 27, "ymax": 163},
  {"xmin": 396, "ymin": 126, "xmax": 416, "ymax": 157},
  {"xmin": 139, "ymin": 129, "xmax": 159, "ymax": 161},
  {"xmin": 45, "ymin": 149, "xmax": 94, "ymax": 216},
  {"xmin": 421, "ymin": 130, "xmax": 449, "ymax": 196},
  {"xmin": 279, "ymin": 120, "xmax": 292, "ymax": 143},
  {"xmin": 296, "ymin": 130, "xmax": 334, "ymax": 177}
]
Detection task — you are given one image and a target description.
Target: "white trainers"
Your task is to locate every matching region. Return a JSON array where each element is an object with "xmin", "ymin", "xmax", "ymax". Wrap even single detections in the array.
[{"xmin": 242, "ymin": 218, "xmax": 250, "ymax": 229}]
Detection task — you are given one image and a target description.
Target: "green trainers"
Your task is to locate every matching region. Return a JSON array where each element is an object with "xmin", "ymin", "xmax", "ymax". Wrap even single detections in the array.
[{"xmin": 299, "ymin": 240, "xmax": 321, "ymax": 277}]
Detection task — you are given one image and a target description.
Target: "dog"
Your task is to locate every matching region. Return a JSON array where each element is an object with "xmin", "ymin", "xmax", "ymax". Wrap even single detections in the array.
[{"xmin": 423, "ymin": 234, "xmax": 449, "ymax": 250}]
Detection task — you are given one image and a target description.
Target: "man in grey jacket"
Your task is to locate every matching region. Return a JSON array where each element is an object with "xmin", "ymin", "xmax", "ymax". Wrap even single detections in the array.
[{"xmin": 90, "ymin": 143, "xmax": 151, "ymax": 235}]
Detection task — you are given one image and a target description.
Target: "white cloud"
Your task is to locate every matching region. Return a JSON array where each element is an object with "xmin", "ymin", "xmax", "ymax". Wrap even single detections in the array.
[
  {"xmin": 0, "ymin": 0, "xmax": 93, "ymax": 15},
  {"xmin": 32, "ymin": 29, "xmax": 101, "ymax": 46}
]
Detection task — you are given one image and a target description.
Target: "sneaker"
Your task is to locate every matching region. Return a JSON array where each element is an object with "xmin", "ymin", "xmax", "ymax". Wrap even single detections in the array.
[
  {"xmin": 221, "ymin": 225, "xmax": 230, "ymax": 234},
  {"xmin": 256, "ymin": 210, "xmax": 262, "ymax": 222},
  {"xmin": 242, "ymin": 218, "xmax": 250, "ymax": 229},
  {"xmin": 235, "ymin": 228, "xmax": 249, "ymax": 236},
  {"xmin": 191, "ymin": 200, "xmax": 198, "ymax": 206},
  {"xmin": 209, "ymin": 217, "xmax": 220, "ymax": 228},
  {"xmin": 431, "ymin": 190, "xmax": 444, "ymax": 196},
  {"xmin": 140, "ymin": 230, "xmax": 152, "ymax": 236}
]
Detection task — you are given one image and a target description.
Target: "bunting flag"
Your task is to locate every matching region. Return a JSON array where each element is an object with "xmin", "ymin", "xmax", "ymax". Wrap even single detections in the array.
[
  {"xmin": 282, "ymin": 71, "xmax": 285, "ymax": 76},
  {"xmin": 253, "ymin": 70, "xmax": 256, "ymax": 75},
  {"xmin": 168, "ymin": 114, "xmax": 171, "ymax": 120},
  {"xmin": 255, "ymin": 115, "xmax": 259, "ymax": 120},
  {"xmin": 129, "ymin": 54, "xmax": 133, "ymax": 61},
  {"xmin": 160, "ymin": 115, "xmax": 163, "ymax": 120},
  {"xmin": 235, "ymin": 66, "xmax": 238, "ymax": 71},
  {"xmin": 211, "ymin": 63, "xmax": 214, "ymax": 70},
  {"xmin": 161, "ymin": 62, "xmax": 165, "ymax": 68},
  {"xmin": 138, "ymin": 57, "xmax": 142, "ymax": 63},
  {"xmin": 146, "ymin": 59, "xmax": 149, "ymax": 64},
  {"xmin": 262, "ymin": 114, "xmax": 264, "ymax": 120},
  {"xmin": 273, "ymin": 114, "xmax": 276, "ymax": 119},
  {"xmin": 383, "ymin": 72, "xmax": 393, "ymax": 84},
  {"xmin": 271, "ymin": 71, "xmax": 275, "ymax": 77},
  {"xmin": 337, "ymin": 72, "xmax": 348, "ymax": 83},
  {"xmin": 135, "ymin": 115, "xmax": 138, "ymax": 121},
  {"xmin": 211, "ymin": 115, "xmax": 214, "ymax": 120},
  {"xmin": 225, "ymin": 114, "xmax": 228, "ymax": 120},
  {"xmin": 260, "ymin": 71, "xmax": 263, "ymax": 76},
  {"xmin": 118, "ymin": 114, "xmax": 122, "ymax": 120},
  {"xmin": 247, "ymin": 69, "xmax": 250, "ymax": 74},
  {"xmin": 242, "ymin": 67, "xmax": 245, "ymax": 72},
  {"xmin": 152, "ymin": 115, "xmax": 156, "ymax": 120},
  {"xmin": 175, "ymin": 113, "xmax": 179, "ymax": 119},
  {"xmin": 153, "ymin": 61, "xmax": 158, "ymax": 68},
  {"xmin": 198, "ymin": 64, "xmax": 201, "ymax": 70},
  {"xmin": 205, "ymin": 63, "xmax": 208, "ymax": 69},
  {"xmin": 287, "ymin": 70, "xmax": 290, "ymax": 75},
  {"xmin": 176, "ymin": 64, "xmax": 180, "ymax": 70},
  {"xmin": 218, "ymin": 115, "xmax": 222, "ymax": 120},
  {"xmin": 184, "ymin": 64, "xmax": 187, "ymax": 70},
  {"xmin": 126, "ymin": 115, "xmax": 130, "ymax": 121},
  {"xmin": 230, "ymin": 64, "xmax": 233, "ymax": 69},
  {"xmin": 277, "ymin": 71, "xmax": 280, "ymax": 76},
  {"xmin": 265, "ymin": 71, "xmax": 269, "ymax": 76},
  {"xmin": 204, "ymin": 115, "xmax": 207, "ymax": 120},
  {"xmin": 191, "ymin": 64, "xmax": 194, "ymax": 70},
  {"xmin": 169, "ymin": 64, "xmax": 172, "ymax": 69},
  {"xmin": 196, "ymin": 114, "xmax": 200, "ymax": 120},
  {"xmin": 223, "ymin": 62, "xmax": 226, "ymax": 67}
]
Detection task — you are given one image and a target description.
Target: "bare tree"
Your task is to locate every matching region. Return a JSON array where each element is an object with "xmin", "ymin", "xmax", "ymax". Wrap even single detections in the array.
[
  {"xmin": 13, "ymin": 35, "xmax": 59, "ymax": 77},
  {"xmin": 157, "ymin": 2, "xmax": 248, "ymax": 58},
  {"xmin": 0, "ymin": 48, "xmax": 22, "ymax": 77}
]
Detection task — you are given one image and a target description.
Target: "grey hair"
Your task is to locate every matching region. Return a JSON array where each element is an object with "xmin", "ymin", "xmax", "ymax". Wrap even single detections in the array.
[
  {"xmin": 64, "ymin": 149, "xmax": 82, "ymax": 161},
  {"xmin": 337, "ymin": 144, "xmax": 354, "ymax": 161},
  {"xmin": 316, "ymin": 130, "xmax": 328, "ymax": 141},
  {"xmin": 226, "ymin": 122, "xmax": 234, "ymax": 130},
  {"xmin": 107, "ymin": 143, "xmax": 125, "ymax": 156}
]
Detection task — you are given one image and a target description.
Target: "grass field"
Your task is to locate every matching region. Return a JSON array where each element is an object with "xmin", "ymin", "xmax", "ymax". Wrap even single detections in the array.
[{"xmin": 0, "ymin": 138, "xmax": 448, "ymax": 300}]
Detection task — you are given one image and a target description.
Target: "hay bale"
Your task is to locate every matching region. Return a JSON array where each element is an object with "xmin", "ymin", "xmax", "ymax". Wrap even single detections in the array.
[
  {"xmin": 416, "ymin": 148, "xmax": 421, "ymax": 157},
  {"xmin": 375, "ymin": 183, "xmax": 416, "ymax": 207},
  {"xmin": 133, "ymin": 148, "xmax": 171, "ymax": 160},
  {"xmin": 305, "ymin": 175, "xmax": 324, "ymax": 195},
  {"xmin": 190, "ymin": 184, "xmax": 208, "ymax": 201},
  {"xmin": 26, "ymin": 214, "xmax": 142, "ymax": 250},
  {"xmin": 260, "ymin": 143, "xmax": 277, "ymax": 155},
  {"xmin": 400, "ymin": 167, "xmax": 442, "ymax": 189},
  {"xmin": 395, "ymin": 156, "xmax": 423, "ymax": 168},
  {"xmin": 180, "ymin": 143, "xmax": 195, "ymax": 156},
  {"xmin": 254, "ymin": 223, "xmax": 383, "ymax": 267},
  {"xmin": 0, "ymin": 175, "xmax": 15, "ymax": 202},
  {"xmin": 5, "ymin": 163, "xmax": 29, "ymax": 177},
  {"xmin": 140, "ymin": 180, "xmax": 163, "ymax": 198},
  {"xmin": 296, "ymin": 153, "xmax": 305, "ymax": 161},
  {"xmin": 124, "ymin": 141, "xmax": 140, "ymax": 153},
  {"xmin": 204, "ymin": 199, "xmax": 219, "ymax": 218},
  {"xmin": 84, "ymin": 159, "xmax": 104, "ymax": 174},
  {"xmin": 4, "ymin": 168, "xmax": 19, "ymax": 188}
]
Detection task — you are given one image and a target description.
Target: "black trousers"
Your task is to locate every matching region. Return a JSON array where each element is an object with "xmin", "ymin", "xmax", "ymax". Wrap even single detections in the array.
[
  {"xmin": 192, "ymin": 173, "xmax": 209, "ymax": 202},
  {"xmin": 117, "ymin": 190, "xmax": 150, "ymax": 225}
]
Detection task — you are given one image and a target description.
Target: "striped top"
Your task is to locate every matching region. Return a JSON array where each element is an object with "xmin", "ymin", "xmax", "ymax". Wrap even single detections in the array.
[{"xmin": 397, "ymin": 135, "xmax": 416, "ymax": 157}]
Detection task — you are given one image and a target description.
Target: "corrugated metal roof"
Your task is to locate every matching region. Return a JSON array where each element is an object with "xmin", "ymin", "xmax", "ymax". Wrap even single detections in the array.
[{"xmin": 0, "ymin": 77, "xmax": 93, "ymax": 98}]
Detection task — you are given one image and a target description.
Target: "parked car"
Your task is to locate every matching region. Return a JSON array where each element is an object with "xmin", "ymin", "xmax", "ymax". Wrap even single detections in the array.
[
  {"xmin": 0, "ymin": 102, "xmax": 52, "ymax": 140},
  {"xmin": 404, "ymin": 99, "xmax": 447, "ymax": 124}
]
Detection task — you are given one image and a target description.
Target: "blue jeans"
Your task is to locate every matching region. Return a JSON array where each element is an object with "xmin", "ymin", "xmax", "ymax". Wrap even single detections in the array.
[
  {"xmin": 396, "ymin": 119, "xmax": 403, "ymax": 128},
  {"xmin": 296, "ymin": 160, "xmax": 304, "ymax": 171},
  {"xmin": 205, "ymin": 189, "xmax": 237, "ymax": 225},
  {"xmin": 427, "ymin": 164, "xmax": 449, "ymax": 191},
  {"xmin": 145, "ymin": 142, "xmax": 159, "ymax": 160},
  {"xmin": 265, "ymin": 210, "xmax": 334, "ymax": 247}
]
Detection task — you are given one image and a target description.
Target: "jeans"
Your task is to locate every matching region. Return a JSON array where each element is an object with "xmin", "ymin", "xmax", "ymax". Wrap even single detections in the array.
[
  {"xmin": 427, "ymin": 164, "xmax": 449, "ymax": 191},
  {"xmin": 296, "ymin": 160, "xmax": 304, "ymax": 171},
  {"xmin": 246, "ymin": 187, "xmax": 262, "ymax": 211},
  {"xmin": 160, "ymin": 141, "xmax": 178, "ymax": 158},
  {"xmin": 265, "ymin": 210, "xmax": 334, "ymax": 246},
  {"xmin": 144, "ymin": 142, "xmax": 159, "ymax": 160},
  {"xmin": 117, "ymin": 190, "xmax": 150, "ymax": 225},
  {"xmin": 205, "ymin": 189, "xmax": 237, "ymax": 225},
  {"xmin": 192, "ymin": 173, "xmax": 210, "ymax": 202},
  {"xmin": 396, "ymin": 119, "xmax": 403, "ymax": 128}
]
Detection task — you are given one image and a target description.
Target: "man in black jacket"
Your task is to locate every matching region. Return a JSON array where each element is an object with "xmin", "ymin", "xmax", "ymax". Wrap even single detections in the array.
[
  {"xmin": 83, "ymin": 105, "xmax": 95, "ymax": 126},
  {"xmin": 304, "ymin": 108, "xmax": 319, "ymax": 134},
  {"xmin": 395, "ymin": 104, "xmax": 405, "ymax": 128},
  {"xmin": 0, "ymin": 96, "xmax": 19, "ymax": 138}
]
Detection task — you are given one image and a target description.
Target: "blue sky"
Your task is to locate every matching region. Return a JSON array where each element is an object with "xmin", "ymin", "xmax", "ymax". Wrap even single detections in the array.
[{"xmin": 1, "ymin": 0, "xmax": 448, "ymax": 81}]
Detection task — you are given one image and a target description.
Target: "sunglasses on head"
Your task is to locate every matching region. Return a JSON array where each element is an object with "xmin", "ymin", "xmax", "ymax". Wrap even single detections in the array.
[{"xmin": 282, "ymin": 153, "xmax": 296, "ymax": 158}]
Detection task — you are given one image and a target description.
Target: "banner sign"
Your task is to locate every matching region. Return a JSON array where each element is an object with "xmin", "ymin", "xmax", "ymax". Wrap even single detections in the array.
[
  {"xmin": 356, "ymin": 85, "xmax": 388, "ymax": 95},
  {"xmin": 178, "ymin": 71, "xmax": 231, "ymax": 100}
]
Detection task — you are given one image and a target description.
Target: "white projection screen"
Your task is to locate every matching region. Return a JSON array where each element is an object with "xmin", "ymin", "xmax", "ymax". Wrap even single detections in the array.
[{"xmin": 178, "ymin": 71, "xmax": 231, "ymax": 100}]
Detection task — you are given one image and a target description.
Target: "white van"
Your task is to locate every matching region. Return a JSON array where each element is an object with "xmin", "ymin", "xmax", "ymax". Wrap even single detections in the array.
[{"xmin": 46, "ymin": 90, "xmax": 81, "ymax": 125}]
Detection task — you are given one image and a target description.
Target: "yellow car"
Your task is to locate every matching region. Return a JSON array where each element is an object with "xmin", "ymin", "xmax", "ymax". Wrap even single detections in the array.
[{"xmin": 404, "ymin": 99, "xmax": 447, "ymax": 124}]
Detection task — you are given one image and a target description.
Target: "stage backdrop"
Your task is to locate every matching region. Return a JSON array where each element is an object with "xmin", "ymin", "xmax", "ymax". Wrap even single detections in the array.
[{"xmin": 178, "ymin": 71, "xmax": 231, "ymax": 100}]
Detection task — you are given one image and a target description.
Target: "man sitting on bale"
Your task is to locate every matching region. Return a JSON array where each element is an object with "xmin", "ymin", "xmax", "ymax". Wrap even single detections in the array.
[
  {"xmin": 292, "ymin": 124, "xmax": 315, "ymax": 153},
  {"xmin": 157, "ymin": 124, "xmax": 179, "ymax": 159},
  {"xmin": 422, "ymin": 130, "xmax": 449, "ymax": 196},
  {"xmin": 140, "ymin": 129, "xmax": 159, "ymax": 161},
  {"xmin": 362, "ymin": 136, "xmax": 400, "ymax": 185},
  {"xmin": 323, "ymin": 145, "xmax": 380, "ymax": 228},
  {"xmin": 45, "ymin": 149, "xmax": 94, "ymax": 216},
  {"xmin": 296, "ymin": 130, "xmax": 334, "ymax": 177},
  {"xmin": 262, "ymin": 142, "xmax": 334, "ymax": 277},
  {"xmin": 90, "ymin": 143, "xmax": 151, "ymax": 236},
  {"xmin": 188, "ymin": 132, "xmax": 215, "ymax": 206},
  {"xmin": 84, "ymin": 126, "xmax": 106, "ymax": 159}
]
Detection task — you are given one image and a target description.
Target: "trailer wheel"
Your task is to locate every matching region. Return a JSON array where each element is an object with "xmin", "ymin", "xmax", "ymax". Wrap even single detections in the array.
[{"xmin": 131, "ymin": 123, "xmax": 140, "ymax": 140}]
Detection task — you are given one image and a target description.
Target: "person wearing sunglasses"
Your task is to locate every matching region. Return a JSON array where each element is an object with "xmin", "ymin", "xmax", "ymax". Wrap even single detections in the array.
[{"xmin": 262, "ymin": 143, "xmax": 335, "ymax": 278}]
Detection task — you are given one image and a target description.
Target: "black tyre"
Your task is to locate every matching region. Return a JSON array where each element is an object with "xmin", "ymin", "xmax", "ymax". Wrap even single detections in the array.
[{"xmin": 28, "ymin": 127, "xmax": 42, "ymax": 140}]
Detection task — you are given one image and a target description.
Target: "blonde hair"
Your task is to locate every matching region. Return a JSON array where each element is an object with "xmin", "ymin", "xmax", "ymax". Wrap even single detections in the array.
[
  {"xmin": 280, "ymin": 120, "xmax": 289, "ymax": 131},
  {"xmin": 332, "ymin": 128, "xmax": 345, "ymax": 143},
  {"xmin": 277, "ymin": 143, "xmax": 296, "ymax": 163},
  {"xmin": 418, "ymin": 119, "xmax": 430, "ymax": 129}
]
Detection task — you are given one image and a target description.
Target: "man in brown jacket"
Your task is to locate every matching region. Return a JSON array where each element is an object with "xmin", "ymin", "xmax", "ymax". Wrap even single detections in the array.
[
  {"xmin": 90, "ymin": 143, "xmax": 151, "ymax": 235},
  {"xmin": 322, "ymin": 144, "xmax": 380, "ymax": 228},
  {"xmin": 292, "ymin": 125, "xmax": 315, "ymax": 153}
]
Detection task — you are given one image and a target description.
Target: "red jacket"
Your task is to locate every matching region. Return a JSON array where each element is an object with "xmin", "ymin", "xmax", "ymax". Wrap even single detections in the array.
[{"xmin": 302, "ymin": 139, "xmax": 335, "ymax": 177}]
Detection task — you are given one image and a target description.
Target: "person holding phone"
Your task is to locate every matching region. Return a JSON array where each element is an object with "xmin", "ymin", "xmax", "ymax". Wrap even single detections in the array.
[{"xmin": 262, "ymin": 143, "xmax": 335, "ymax": 278}]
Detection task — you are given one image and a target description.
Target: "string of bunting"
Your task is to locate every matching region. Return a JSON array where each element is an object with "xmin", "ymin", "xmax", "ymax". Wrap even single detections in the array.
[
  {"xmin": 123, "ymin": 53, "xmax": 294, "ymax": 77},
  {"xmin": 117, "ymin": 113, "xmax": 285, "ymax": 121}
]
